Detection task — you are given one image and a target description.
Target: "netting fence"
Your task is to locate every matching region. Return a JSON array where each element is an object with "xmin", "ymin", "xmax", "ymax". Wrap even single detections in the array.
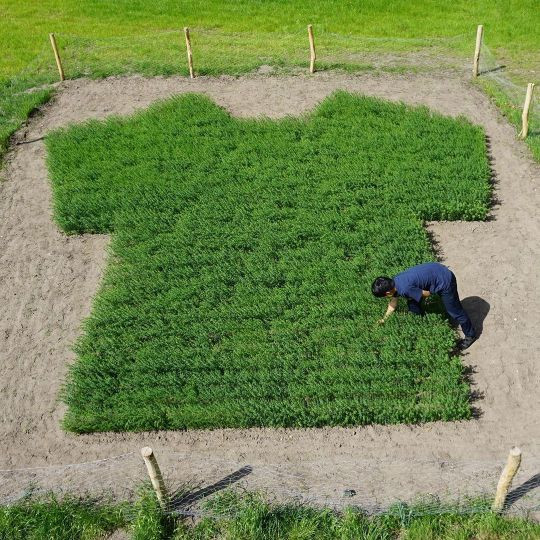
[
  {"xmin": 15, "ymin": 29, "xmax": 472, "ymax": 80},
  {"xmin": 52, "ymin": 29, "xmax": 471, "ymax": 77},
  {"xmin": 2, "ymin": 448, "xmax": 540, "ymax": 520},
  {"xmin": 478, "ymin": 43, "xmax": 538, "ymax": 145},
  {"xmin": 3, "ymin": 28, "xmax": 521, "ymax": 83}
]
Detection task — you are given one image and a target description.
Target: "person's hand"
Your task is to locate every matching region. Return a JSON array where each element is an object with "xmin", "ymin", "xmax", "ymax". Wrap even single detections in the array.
[{"xmin": 377, "ymin": 319, "xmax": 385, "ymax": 325}]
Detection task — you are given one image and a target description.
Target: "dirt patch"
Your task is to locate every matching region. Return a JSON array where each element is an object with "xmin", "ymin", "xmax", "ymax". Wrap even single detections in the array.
[{"xmin": 1, "ymin": 73, "xmax": 539, "ymax": 510}]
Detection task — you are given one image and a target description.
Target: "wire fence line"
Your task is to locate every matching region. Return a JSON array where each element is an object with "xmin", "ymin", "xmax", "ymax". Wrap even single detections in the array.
[
  {"xmin": 2, "ymin": 449, "xmax": 540, "ymax": 520},
  {"xmin": 479, "ymin": 45, "xmax": 538, "ymax": 119},
  {"xmin": 50, "ymin": 28, "xmax": 470, "ymax": 78},
  {"xmin": 0, "ymin": 27, "xmax": 525, "ymax": 82},
  {"xmin": 0, "ymin": 453, "xmax": 142, "ymax": 507}
]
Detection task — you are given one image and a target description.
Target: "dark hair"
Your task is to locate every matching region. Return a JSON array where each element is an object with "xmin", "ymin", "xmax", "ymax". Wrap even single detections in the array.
[{"xmin": 371, "ymin": 276, "xmax": 395, "ymax": 297}]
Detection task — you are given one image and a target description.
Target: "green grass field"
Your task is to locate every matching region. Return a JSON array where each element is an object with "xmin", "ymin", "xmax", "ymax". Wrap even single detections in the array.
[
  {"xmin": 1, "ymin": 0, "xmax": 539, "ymax": 161},
  {"xmin": 2, "ymin": 0, "xmax": 539, "ymax": 77},
  {"xmin": 46, "ymin": 91, "xmax": 490, "ymax": 432},
  {"xmin": 3, "ymin": 491, "xmax": 540, "ymax": 539}
]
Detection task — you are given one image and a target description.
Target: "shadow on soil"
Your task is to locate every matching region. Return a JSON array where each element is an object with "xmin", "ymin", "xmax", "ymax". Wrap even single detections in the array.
[
  {"xmin": 479, "ymin": 65, "xmax": 506, "ymax": 76},
  {"xmin": 505, "ymin": 473, "xmax": 540, "ymax": 510},
  {"xmin": 446, "ymin": 296, "xmax": 490, "ymax": 337},
  {"xmin": 450, "ymin": 296, "xmax": 490, "ymax": 420},
  {"xmin": 170, "ymin": 466, "xmax": 252, "ymax": 513},
  {"xmin": 461, "ymin": 296, "xmax": 490, "ymax": 337},
  {"xmin": 485, "ymin": 134, "xmax": 502, "ymax": 220}
]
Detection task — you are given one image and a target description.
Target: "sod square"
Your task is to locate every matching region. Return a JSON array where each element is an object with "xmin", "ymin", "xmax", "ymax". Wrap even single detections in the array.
[{"xmin": 45, "ymin": 91, "xmax": 491, "ymax": 432}]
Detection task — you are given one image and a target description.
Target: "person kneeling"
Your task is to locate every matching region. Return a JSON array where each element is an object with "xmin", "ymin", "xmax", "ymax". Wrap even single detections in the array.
[{"xmin": 371, "ymin": 262, "xmax": 477, "ymax": 350}]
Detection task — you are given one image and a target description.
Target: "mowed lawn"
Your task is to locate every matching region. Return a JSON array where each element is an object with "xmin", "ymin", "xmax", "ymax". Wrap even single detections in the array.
[{"xmin": 46, "ymin": 92, "xmax": 491, "ymax": 432}]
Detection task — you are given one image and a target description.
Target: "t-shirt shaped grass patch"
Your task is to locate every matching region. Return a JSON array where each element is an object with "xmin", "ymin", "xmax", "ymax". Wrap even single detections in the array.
[{"xmin": 46, "ymin": 91, "xmax": 491, "ymax": 433}]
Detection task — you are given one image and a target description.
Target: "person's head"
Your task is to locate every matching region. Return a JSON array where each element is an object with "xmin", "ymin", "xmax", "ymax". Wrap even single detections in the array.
[{"xmin": 371, "ymin": 276, "xmax": 396, "ymax": 298}]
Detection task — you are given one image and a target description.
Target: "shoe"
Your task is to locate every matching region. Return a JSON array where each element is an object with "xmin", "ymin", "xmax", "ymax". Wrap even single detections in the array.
[{"xmin": 458, "ymin": 336, "xmax": 477, "ymax": 350}]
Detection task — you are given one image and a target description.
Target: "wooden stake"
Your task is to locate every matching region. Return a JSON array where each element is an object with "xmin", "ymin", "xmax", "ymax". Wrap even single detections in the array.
[
  {"xmin": 184, "ymin": 27, "xmax": 194, "ymax": 78},
  {"xmin": 518, "ymin": 83, "xmax": 535, "ymax": 139},
  {"xmin": 307, "ymin": 24, "xmax": 316, "ymax": 74},
  {"xmin": 472, "ymin": 24, "xmax": 483, "ymax": 78},
  {"xmin": 49, "ymin": 33, "xmax": 65, "ymax": 82},
  {"xmin": 141, "ymin": 447, "xmax": 168, "ymax": 508},
  {"xmin": 492, "ymin": 447, "xmax": 521, "ymax": 513}
]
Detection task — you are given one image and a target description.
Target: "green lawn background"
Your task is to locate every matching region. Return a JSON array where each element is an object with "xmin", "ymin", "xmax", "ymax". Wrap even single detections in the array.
[{"xmin": 2, "ymin": 0, "xmax": 539, "ymax": 78}]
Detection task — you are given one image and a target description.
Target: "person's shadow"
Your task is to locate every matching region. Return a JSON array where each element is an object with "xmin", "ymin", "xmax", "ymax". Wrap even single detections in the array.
[
  {"xmin": 428, "ymin": 295, "xmax": 490, "ymax": 337},
  {"xmin": 461, "ymin": 296, "xmax": 490, "ymax": 336}
]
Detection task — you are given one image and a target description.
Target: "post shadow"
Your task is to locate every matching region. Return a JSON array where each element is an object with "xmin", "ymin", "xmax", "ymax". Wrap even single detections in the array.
[
  {"xmin": 461, "ymin": 296, "xmax": 490, "ymax": 337},
  {"xmin": 169, "ymin": 465, "xmax": 252, "ymax": 512},
  {"xmin": 479, "ymin": 64, "xmax": 506, "ymax": 75},
  {"xmin": 504, "ymin": 473, "xmax": 540, "ymax": 510},
  {"xmin": 15, "ymin": 136, "xmax": 45, "ymax": 145}
]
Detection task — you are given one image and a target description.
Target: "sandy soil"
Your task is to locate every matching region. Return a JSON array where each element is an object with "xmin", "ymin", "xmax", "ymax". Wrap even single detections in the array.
[{"xmin": 1, "ymin": 73, "xmax": 539, "ymax": 511}]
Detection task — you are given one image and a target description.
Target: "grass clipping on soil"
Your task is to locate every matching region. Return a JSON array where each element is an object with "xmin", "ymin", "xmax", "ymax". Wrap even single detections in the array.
[{"xmin": 46, "ymin": 91, "xmax": 491, "ymax": 432}]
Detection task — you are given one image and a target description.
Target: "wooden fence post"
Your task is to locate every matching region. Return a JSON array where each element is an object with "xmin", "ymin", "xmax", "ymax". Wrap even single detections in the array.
[
  {"xmin": 307, "ymin": 24, "xmax": 316, "ymax": 74},
  {"xmin": 184, "ymin": 27, "xmax": 195, "ymax": 78},
  {"xmin": 49, "ymin": 33, "xmax": 65, "ymax": 82},
  {"xmin": 518, "ymin": 83, "xmax": 535, "ymax": 139},
  {"xmin": 472, "ymin": 24, "xmax": 483, "ymax": 78},
  {"xmin": 492, "ymin": 447, "xmax": 521, "ymax": 513},
  {"xmin": 141, "ymin": 447, "xmax": 169, "ymax": 508}
]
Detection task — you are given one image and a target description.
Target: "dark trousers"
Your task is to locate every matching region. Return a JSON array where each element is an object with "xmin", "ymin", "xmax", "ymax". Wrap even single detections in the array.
[{"xmin": 407, "ymin": 275, "xmax": 476, "ymax": 338}]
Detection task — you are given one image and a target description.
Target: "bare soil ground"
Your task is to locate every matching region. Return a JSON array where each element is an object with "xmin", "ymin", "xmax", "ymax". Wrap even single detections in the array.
[{"xmin": 1, "ymin": 73, "xmax": 539, "ymax": 511}]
